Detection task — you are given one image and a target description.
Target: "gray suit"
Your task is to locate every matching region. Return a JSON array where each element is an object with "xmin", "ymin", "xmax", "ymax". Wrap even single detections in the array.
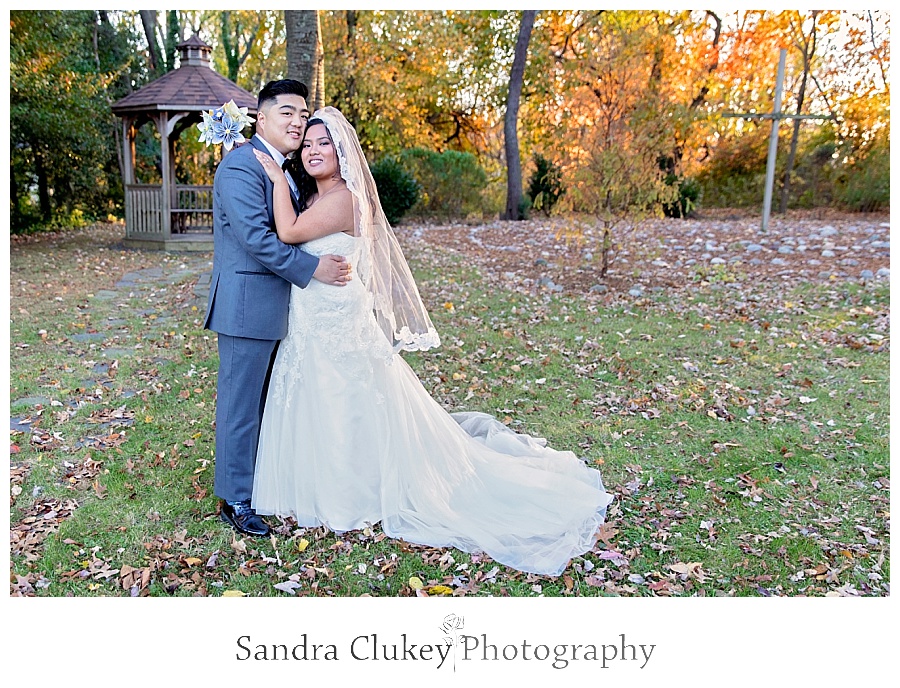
[{"xmin": 203, "ymin": 135, "xmax": 318, "ymax": 502}]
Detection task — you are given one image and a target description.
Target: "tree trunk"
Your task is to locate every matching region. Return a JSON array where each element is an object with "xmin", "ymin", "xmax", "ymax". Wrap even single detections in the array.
[
  {"xmin": 98, "ymin": 11, "xmax": 125, "ymax": 179},
  {"xmin": 312, "ymin": 12, "xmax": 325, "ymax": 110},
  {"xmin": 780, "ymin": 12, "xmax": 818, "ymax": 213},
  {"xmin": 502, "ymin": 10, "xmax": 536, "ymax": 221},
  {"xmin": 221, "ymin": 11, "xmax": 238, "ymax": 81},
  {"xmin": 344, "ymin": 10, "xmax": 359, "ymax": 127},
  {"xmin": 139, "ymin": 10, "xmax": 161, "ymax": 75},
  {"xmin": 164, "ymin": 10, "xmax": 181, "ymax": 72},
  {"xmin": 221, "ymin": 11, "xmax": 261, "ymax": 83},
  {"xmin": 285, "ymin": 10, "xmax": 323, "ymax": 109},
  {"xmin": 10, "ymin": 163, "xmax": 19, "ymax": 216},
  {"xmin": 33, "ymin": 148, "xmax": 52, "ymax": 221}
]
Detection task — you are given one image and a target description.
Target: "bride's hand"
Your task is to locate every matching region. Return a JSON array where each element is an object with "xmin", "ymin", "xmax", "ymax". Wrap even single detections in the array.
[
  {"xmin": 253, "ymin": 150, "xmax": 287, "ymax": 185},
  {"xmin": 314, "ymin": 254, "xmax": 352, "ymax": 286}
]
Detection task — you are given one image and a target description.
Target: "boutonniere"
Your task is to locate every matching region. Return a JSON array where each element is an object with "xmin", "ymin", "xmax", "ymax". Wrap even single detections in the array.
[{"xmin": 197, "ymin": 100, "xmax": 255, "ymax": 151}]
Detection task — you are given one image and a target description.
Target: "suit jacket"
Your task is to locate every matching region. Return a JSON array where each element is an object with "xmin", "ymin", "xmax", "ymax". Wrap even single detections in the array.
[{"xmin": 203, "ymin": 136, "xmax": 318, "ymax": 340}]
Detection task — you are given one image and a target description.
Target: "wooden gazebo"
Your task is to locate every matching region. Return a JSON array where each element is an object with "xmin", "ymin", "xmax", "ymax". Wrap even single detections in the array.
[{"xmin": 111, "ymin": 35, "xmax": 256, "ymax": 250}]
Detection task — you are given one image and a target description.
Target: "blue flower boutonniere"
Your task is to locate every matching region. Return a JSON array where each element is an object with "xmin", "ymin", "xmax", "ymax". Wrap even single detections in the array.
[{"xmin": 197, "ymin": 100, "xmax": 255, "ymax": 151}]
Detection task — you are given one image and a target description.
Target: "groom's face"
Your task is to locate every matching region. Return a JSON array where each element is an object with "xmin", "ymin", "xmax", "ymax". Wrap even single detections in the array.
[{"xmin": 256, "ymin": 94, "xmax": 310, "ymax": 156}]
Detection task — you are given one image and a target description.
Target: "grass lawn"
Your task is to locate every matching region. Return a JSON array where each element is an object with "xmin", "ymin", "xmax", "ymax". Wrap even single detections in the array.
[{"xmin": 8, "ymin": 223, "xmax": 889, "ymax": 598}]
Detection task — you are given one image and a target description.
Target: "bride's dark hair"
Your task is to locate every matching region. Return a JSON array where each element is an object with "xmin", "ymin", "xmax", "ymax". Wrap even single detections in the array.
[{"xmin": 284, "ymin": 117, "xmax": 334, "ymax": 211}]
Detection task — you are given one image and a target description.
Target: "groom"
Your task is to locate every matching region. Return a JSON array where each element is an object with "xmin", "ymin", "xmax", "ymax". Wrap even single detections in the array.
[{"xmin": 204, "ymin": 79, "xmax": 350, "ymax": 537}]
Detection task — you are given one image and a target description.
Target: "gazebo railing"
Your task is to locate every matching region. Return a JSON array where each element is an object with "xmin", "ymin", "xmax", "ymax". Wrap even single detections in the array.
[
  {"xmin": 172, "ymin": 184, "xmax": 213, "ymax": 233},
  {"xmin": 125, "ymin": 184, "xmax": 165, "ymax": 237},
  {"xmin": 125, "ymin": 183, "xmax": 213, "ymax": 237}
]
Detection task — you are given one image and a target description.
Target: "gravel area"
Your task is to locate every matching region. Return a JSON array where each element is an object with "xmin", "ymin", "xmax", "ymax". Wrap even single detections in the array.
[{"xmin": 395, "ymin": 208, "xmax": 890, "ymax": 296}]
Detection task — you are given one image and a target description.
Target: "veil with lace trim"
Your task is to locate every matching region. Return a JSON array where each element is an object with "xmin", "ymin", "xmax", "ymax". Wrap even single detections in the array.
[{"xmin": 312, "ymin": 107, "xmax": 440, "ymax": 353}]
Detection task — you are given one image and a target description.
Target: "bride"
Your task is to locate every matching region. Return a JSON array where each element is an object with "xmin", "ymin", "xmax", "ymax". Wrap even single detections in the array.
[{"xmin": 251, "ymin": 107, "xmax": 612, "ymax": 576}]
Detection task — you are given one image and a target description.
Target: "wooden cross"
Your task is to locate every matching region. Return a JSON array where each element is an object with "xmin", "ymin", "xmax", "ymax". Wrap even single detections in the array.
[{"xmin": 722, "ymin": 49, "xmax": 833, "ymax": 232}]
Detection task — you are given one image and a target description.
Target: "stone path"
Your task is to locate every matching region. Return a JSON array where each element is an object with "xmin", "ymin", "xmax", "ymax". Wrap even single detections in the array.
[{"xmin": 10, "ymin": 254, "xmax": 212, "ymax": 432}]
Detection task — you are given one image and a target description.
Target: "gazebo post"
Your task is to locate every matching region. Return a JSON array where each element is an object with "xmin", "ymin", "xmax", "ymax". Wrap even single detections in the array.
[
  {"xmin": 121, "ymin": 117, "xmax": 136, "ymax": 185},
  {"xmin": 121, "ymin": 117, "xmax": 137, "ymax": 236},
  {"xmin": 156, "ymin": 111, "xmax": 173, "ymax": 239}
]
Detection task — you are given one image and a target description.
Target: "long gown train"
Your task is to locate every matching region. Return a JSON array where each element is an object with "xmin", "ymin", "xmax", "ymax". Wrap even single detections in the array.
[{"xmin": 253, "ymin": 232, "xmax": 612, "ymax": 576}]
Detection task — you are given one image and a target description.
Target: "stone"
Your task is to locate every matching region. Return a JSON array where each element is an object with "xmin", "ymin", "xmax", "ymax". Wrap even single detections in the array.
[
  {"xmin": 821, "ymin": 250, "xmax": 836, "ymax": 258},
  {"xmin": 746, "ymin": 244, "xmax": 764, "ymax": 252},
  {"xmin": 876, "ymin": 267, "xmax": 890, "ymax": 279},
  {"xmin": 819, "ymin": 225, "xmax": 839, "ymax": 237},
  {"xmin": 11, "ymin": 396, "xmax": 51, "ymax": 408},
  {"xmin": 859, "ymin": 270, "xmax": 875, "ymax": 280}
]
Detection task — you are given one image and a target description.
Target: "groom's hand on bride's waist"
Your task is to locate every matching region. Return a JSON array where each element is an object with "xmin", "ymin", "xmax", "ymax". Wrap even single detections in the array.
[{"xmin": 313, "ymin": 254, "xmax": 352, "ymax": 286}]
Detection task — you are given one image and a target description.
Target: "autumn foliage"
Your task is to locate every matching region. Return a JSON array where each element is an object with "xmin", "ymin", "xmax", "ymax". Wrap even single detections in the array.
[{"xmin": 9, "ymin": 9, "xmax": 890, "ymax": 233}]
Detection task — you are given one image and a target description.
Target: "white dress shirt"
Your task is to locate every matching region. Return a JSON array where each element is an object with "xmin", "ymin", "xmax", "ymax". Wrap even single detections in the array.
[{"xmin": 253, "ymin": 134, "xmax": 299, "ymax": 199}]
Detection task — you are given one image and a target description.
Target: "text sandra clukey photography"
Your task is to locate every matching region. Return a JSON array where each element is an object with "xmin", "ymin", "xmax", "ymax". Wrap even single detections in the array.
[{"xmin": 235, "ymin": 614, "xmax": 656, "ymax": 671}]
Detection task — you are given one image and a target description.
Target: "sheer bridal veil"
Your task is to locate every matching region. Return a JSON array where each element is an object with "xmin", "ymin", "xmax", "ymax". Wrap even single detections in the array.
[{"xmin": 313, "ymin": 107, "xmax": 441, "ymax": 353}]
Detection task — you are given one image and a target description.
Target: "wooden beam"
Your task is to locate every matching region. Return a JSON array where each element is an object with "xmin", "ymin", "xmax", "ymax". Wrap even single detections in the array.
[{"xmin": 761, "ymin": 49, "xmax": 787, "ymax": 233}]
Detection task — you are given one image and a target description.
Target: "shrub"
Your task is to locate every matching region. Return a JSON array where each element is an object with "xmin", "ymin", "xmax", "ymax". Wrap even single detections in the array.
[
  {"xmin": 662, "ymin": 175, "xmax": 702, "ymax": 218},
  {"xmin": 657, "ymin": 155, "xmax": 701, "ymax": 218},
  {"xmin": 400, "ymin": 148, "xmax": 487, "ymax": 220},
  {"xmin": 371, "ymin": 155, "xmax": 421, "ymax": 225},
  {"xmin": 836, "ymin": 137, "xmax": 889, "ymax": 212},
  {"xmin": 527, "ymin": 153, "xmax": 564, "ymax": 215}
]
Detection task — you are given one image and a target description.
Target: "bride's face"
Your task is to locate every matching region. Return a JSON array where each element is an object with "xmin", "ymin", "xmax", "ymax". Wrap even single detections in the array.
[{"xmin": 301, "ymin": 124, "xmax": 339, "ymax": 180}]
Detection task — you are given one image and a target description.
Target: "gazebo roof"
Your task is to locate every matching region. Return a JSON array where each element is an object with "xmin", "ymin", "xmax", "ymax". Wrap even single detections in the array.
[{"xmin": 111, "ymin": 35, "xmax": 256, "ymax": 115}]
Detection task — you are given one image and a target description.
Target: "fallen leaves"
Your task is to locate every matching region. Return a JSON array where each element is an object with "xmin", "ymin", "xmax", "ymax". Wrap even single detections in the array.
[
  {"xmin": 10, "ymin": 497, "xmax": 79, "ymax": 565},
  {"xmin": 120, "ymin": 564, "xmax": 154, "ymax": 596},
  {"xmin": 668, "ymin": 562, "xmax": 706, "ymax": 582}
]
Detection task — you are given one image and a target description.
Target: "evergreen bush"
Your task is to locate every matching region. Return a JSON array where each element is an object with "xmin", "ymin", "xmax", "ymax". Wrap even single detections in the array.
[
  {"xmin": 837, "ymin": 138, "xmax": 889, "ymax": 212},
  {"xmin": 526, "ymin": 153, "xmax": 564, "ymax": 215},
  {"xmin": 400, "ymin": 148, "xmax": 487, "ymax": 220},
  {"xmin": 371, "ymin": 155, "xmax": 421, "ymax": 225}
]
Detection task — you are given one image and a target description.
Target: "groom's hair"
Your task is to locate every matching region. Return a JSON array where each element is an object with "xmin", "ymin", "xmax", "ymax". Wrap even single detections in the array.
[{"xmin": 258, "ymin": 79, "xmax": 309, "ymax": 109}]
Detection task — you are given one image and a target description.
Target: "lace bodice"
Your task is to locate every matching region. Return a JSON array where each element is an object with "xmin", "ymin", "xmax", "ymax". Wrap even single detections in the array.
[
  {"xmin": 300, "ymin": 231, "xmax": 360, "ymax": 258},
  {"xmin": 270, "ymin": 231, "xmax": 394, "ymax": 407}
]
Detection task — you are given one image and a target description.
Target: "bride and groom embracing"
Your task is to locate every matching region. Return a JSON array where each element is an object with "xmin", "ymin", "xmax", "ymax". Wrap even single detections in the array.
[{"xmin": 204, "ymin": 78, "xmax": 613, "ymax": 577}]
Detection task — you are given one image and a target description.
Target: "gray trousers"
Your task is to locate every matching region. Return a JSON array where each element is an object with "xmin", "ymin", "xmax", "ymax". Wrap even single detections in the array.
[{"xmin": 213, "ymin": 333, "xmax": 279, "ymax": 502}]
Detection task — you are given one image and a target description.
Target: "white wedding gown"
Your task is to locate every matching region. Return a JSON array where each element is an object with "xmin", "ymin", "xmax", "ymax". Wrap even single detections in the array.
[{"xmin": 253, "ymin": 232, "xmax": 612, "ymax": 576}]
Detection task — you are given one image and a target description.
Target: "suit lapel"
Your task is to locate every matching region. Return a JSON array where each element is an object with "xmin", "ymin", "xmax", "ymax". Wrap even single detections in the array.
[
  {"xmin": 251, "ymin": 136, "xmax": 301, "ymax": 214},
  {"xmin": 289, "ymin": 181, "xmax": 300, "ymax": 213}
]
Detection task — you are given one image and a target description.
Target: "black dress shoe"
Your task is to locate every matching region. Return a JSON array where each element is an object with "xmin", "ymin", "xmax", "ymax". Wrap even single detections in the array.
[{"xmin": 220, "ymin": 500, "xmax": 271, "ymax": 537}]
